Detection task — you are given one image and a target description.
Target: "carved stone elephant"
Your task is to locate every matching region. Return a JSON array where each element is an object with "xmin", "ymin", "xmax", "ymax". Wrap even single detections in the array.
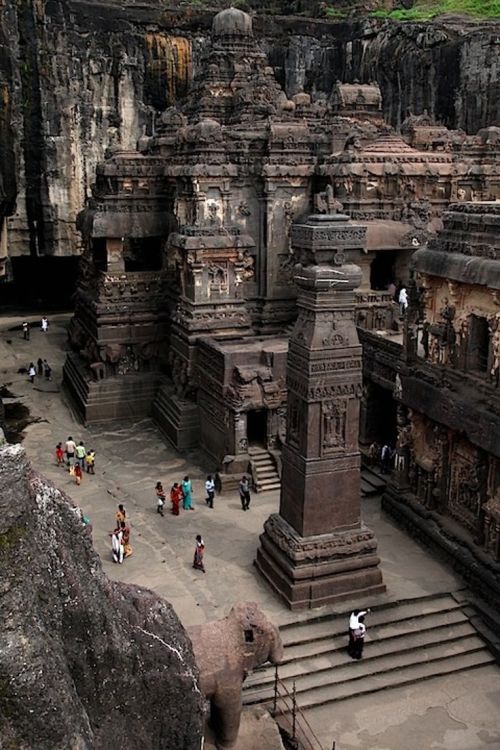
[{"xmin": 187, "ymin": 602, "xmax": 283, "ymax": 750}]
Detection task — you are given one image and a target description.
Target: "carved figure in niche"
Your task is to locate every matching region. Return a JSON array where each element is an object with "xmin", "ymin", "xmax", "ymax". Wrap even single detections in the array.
[
  {"xmin": 287, "ymin": 395, "xmax": 301, "ymax": 447},
  {"xmin": 102, "ymin": 343, "xmax": 124, "ymax": 376},
  {"xmin": 187, "ymin": 602, "xmax": 283, "ymax": 750},
  {"xmin": 314, "ymin": 184, "xmax": 342, "ymax": 215},
  {"xmin": 207, "ymin": 202, "xmax": 221, "ymax": 226},
  {"xmin": 491, "ymin": 327, "xmax": 500, "ymax": 387},
  {"xmin": 322, "ymin": 400, "xmax": 346, "ymax": 451},
  {"xmin": 343, "ymin": 131, "xmax": 361, "ymax": 152},
  {"xmin": 395, "ymin": 423, "xmax": 411, "ymax": 473},
  {"xmin": 208, "ymin": 263, "xmax": 228, "ymax": 294},
  {"xmin": 237, "ymin": 250, "xmax": 255, "ymax": 282},
  {"xmin": 393, "ymin": 373, "xmax": 403, "ymax": 400},
  {"xmin": 237, "ymin": 201, "xmax": 251, "ymax": 217},
  {"xmin": 276, "ymin": 406, "xmax": 287, "ymax": 446},
  {"xmin": 171, "ymin": 354, "xmax": 189, "ymax": 398},
  {"xmin": 118, "ymin": 345, "xmax": 139, "ymax": 375},
  {"xmin": 421, "ymin": 322, "xmax": 430, "ymax": 359},
  {"xmin": 89, "ymin": 362, "xmax": 106, "ymax": 381}
]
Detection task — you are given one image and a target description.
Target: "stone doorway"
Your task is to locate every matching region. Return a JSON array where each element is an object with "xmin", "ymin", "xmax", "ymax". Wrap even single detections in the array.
[
  {"xmin": 370, "ymin": 250, "xmax": 396, "ymax": 291},
  {"xmin": 468, "ymin": 315, "xmax": 490, "ymax": 374},
  {"xmin": 364, "ymin": 382, "xmax": 398, "ymax": 448},
  {"xmin": 247, "ymin": 409, "xmax": 267, "ymax": 447}
]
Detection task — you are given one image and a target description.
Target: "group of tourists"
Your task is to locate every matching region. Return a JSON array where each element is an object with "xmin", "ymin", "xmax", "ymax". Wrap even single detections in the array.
[
  {"xmin": 56, "ymin": 437, "xmax": 96, "ymax": 485},
  {"xmin": 154, "ymin": 473, "xmax": 252, "ymax": 516},
  {"xmin": 367, "ymin": 442, "xmax": 395, "ymax": 474},
  {"xmin": 22, "ymin": 317, "xmax": 49, "ymax": 341},
  {"xmin": 28, "ymin": 357, "xmax": 52, "ymax": 383},
  {"xmin": 110, "ymin": 504, "xmax": 133, "ymax": 564},
  {"xmin": 155, "ymin": 476, "xmax": 195, "ymax": 516}
]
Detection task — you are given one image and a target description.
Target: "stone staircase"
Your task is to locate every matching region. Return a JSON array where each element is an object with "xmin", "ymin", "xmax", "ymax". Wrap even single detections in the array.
[
  {"xmin": 249, "ymin": 447, "xmax": 281, "ymax": 493},
  {"xmin": 361, "ymin": 464, "xmax": 387, "ymax": 497},
  {"xmin": 243, "ymin": 593, "xmax": 495, "ymax": 712}
]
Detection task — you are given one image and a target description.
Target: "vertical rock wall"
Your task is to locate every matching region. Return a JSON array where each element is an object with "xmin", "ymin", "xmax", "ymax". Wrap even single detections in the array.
[{"xmin": 0, "ymin": 3, "xmax": 498, "ymax": 263}]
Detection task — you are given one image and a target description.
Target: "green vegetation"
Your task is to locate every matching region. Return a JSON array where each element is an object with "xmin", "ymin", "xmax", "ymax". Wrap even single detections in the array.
[
  {"xmin": 371, "ymin": 0, "xmax": 500, "ymax": 21},
  {"xmin": 324, "ymin": 6, "xmax": 349, "ymax": 17}
]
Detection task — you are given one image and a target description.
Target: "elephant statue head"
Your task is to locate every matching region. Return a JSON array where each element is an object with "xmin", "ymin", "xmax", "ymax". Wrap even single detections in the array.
[
  {"xmin": 230, "ymin": 601, "xmax": 283, "ymax": 673},
  {"xmin": 187, "ymin": 601, "xmax": 283, "ymax": 750}
]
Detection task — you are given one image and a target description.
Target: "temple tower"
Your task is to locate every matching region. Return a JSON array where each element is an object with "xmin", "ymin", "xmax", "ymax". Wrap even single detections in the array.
[{"xmin": 255, "ymin": 214, "xmax": 385, "ymax": 609}]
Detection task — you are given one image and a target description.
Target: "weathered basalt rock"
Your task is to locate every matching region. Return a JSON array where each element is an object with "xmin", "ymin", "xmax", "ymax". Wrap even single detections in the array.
[
  {"xmin": 0, "ymin": 0, "xmax": 499, "ymax": 263},
  {"xmin": 0, "ymin": 442, "xmax": 204, "ymax": 750}
]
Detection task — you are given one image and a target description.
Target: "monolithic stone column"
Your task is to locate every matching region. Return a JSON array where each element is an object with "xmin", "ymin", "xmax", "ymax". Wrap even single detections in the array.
[{"xmin": 255, "ymin": 214, "xmax": 385, "ymax": 609}]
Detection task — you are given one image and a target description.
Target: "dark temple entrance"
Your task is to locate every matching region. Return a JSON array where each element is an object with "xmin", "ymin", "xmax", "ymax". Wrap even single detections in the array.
[
  {"xmin": 370, "ymin": 251, "xmax": 396, "ymax": 291},
  {"xmin": 363, "ymin": 382, "xmax": 398, "ymax": 448},
  {"xmin": 247, "ymin": 409, "xmax": 267, "ymax": 446}
]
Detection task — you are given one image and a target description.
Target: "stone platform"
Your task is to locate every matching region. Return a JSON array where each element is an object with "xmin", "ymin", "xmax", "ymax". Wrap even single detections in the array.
[
  {"xmin": 63, "ymin": 351, "xmax": 164, "ymax": 423},
  {"xmin": 2, "ymin": 312, "xmax": 500, "ymax": 750},
  {"xmin": 256, "ymin": 514, "xmax": 385, "ymax": 610}
]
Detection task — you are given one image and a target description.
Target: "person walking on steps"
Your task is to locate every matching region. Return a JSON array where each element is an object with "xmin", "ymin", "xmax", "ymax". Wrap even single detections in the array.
[
  {"xmin": 351, "ymin": 615, "xmax": 367, "ymax": 660},
  {"xmin": 348, "ymin": 608, "xmax": 370, "ymax": 658},
  {"xmin": 205, "ymin": 475, "xmax": 215, "ymax": 509},
  {"xmin": 239, "ymin": 475, "xmax": 251, "ymax": 511}
]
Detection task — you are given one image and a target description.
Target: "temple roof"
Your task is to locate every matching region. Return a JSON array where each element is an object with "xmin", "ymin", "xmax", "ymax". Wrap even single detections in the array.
[{"xmin": 212, "ymin": 7, "xmax": 253, "ymax": 38}]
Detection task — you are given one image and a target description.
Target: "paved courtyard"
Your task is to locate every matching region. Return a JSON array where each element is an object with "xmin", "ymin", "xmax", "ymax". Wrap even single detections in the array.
[{"xmin": 2, "ymin": 312, "xmax": 500, "ymax": 749}]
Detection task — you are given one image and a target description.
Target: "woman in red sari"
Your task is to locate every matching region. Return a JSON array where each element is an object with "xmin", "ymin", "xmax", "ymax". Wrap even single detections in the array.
[
  {"xmin": 193, "ymin": 534, "xmax": 205, "ymax": 572},
  {"xmin": 170, "ymin": 482, "xmax": 182, "ymax": 516}
]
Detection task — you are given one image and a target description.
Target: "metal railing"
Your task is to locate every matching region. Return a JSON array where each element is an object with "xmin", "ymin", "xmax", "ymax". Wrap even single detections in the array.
[{"xmin": 267, "ymin": 666, "xmax": 335, "ymax": 750}]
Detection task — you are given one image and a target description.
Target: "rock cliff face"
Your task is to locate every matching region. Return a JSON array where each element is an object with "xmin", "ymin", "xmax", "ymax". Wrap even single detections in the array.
[
  {"xmin": 0, "ymin": 1, "xmax": 499, "ymax": 262},
  {"xmin": 0, "ymin": 442, "xmax": 204, "ymax": 750}
]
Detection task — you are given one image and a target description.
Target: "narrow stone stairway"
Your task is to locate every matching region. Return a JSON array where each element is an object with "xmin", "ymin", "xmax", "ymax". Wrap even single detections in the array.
[
  {"xmin": 361, "ymin": 464, "xmax": 387, "ymax": 496},
  {"xmin": 249, "ymin": 447, "xmax": 281, "ymax": 492},
  {"xmin": 243, "ymin": 593, "xmax": 495, "ymax": 712}
]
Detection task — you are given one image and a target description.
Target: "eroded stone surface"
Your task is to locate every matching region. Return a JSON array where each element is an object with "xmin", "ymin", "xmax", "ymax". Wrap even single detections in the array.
[{"xmin": 0, "ymin": 441, "xmax": 204, "ymax": 750}]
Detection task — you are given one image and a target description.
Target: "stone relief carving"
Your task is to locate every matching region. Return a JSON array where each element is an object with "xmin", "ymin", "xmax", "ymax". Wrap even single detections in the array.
[{"xmin": 322, "ymin": 399, "xmax": 347, "ymax": 453}]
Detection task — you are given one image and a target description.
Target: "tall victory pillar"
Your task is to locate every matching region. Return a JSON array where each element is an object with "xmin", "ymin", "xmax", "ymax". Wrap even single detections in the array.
[{"xmin": 255, "ymin": 214, "xmax": 385, "ymax": 609}]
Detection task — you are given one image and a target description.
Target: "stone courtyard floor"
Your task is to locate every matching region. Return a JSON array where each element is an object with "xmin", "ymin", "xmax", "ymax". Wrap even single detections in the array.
[{"xmin": 2, "ymin": 311, "xmax": 500, "ymax": 750}]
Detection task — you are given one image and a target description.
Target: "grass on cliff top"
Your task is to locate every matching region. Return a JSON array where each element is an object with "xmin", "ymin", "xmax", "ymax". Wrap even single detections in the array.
[{"xmin": 370, "ymin": 0, "xmax": 500, "ymax": 20}]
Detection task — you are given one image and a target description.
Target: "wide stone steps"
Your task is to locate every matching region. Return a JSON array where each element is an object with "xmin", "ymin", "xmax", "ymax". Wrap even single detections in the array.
[{"xmin": 242, "ymin": 593, "xmax": 495, "ymax": 711}]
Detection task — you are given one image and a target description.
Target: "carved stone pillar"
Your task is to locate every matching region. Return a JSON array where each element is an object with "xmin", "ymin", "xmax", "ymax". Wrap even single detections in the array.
[
  {"xmin": 255, "ymin": 214, "xmax": 385, "ymax": 609},
  {"xmin": 106, "ymin": 238, "xmax": 125, "ymax": 272}
]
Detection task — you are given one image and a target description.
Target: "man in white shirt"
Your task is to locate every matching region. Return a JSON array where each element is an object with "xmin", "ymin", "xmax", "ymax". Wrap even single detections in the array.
[
  {"xmin": 352, "ymin": 616, "xmax": 367, "ymax": 660},
  {"xmin": 348, "ymin": 608, "xmax": 370, "ymax": 657},
  {"xmin": 205, "ymin": 475, "xmax": 215, "ymax": 509},
  {"xmin": 399, "ymin": 286, "xmax": 408, "ymax": 316},
  {"xmin": 65, "ymin": 436, "xmax": 76, "ymax": 467}
]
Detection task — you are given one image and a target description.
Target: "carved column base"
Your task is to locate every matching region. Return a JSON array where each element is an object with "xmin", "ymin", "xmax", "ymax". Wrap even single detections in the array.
[{"xmin": 255, "ymin": 513, "xmax": 385, "ymax": 611}]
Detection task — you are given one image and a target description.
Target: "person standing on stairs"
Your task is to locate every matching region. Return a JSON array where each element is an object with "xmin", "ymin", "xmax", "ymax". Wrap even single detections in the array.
[
  {"xmin": 351, "ymin": 615, "xmax": 367, "ymax": 660},
  {"xmin": 348, "ymin": 608, "xmax": 370, "ymax": 657}
]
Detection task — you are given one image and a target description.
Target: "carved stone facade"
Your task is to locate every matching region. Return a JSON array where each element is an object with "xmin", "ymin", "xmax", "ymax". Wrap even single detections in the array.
[
  {"xmin": 255, "ymin": 214, "xmax": 385, "ymax": 609},
  {"xmin": 383, "ymin": 203, "xmax": 500, "ymax": 601},
  {"xmin": 63, "ymin": 8, "xmax": 500, "ymax": 481}
]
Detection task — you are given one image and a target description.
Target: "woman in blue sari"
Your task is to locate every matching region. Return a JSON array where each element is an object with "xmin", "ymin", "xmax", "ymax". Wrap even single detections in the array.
[{"xmin": 182, "ymin": 475, "xmax": 194, "ymax": 510}]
